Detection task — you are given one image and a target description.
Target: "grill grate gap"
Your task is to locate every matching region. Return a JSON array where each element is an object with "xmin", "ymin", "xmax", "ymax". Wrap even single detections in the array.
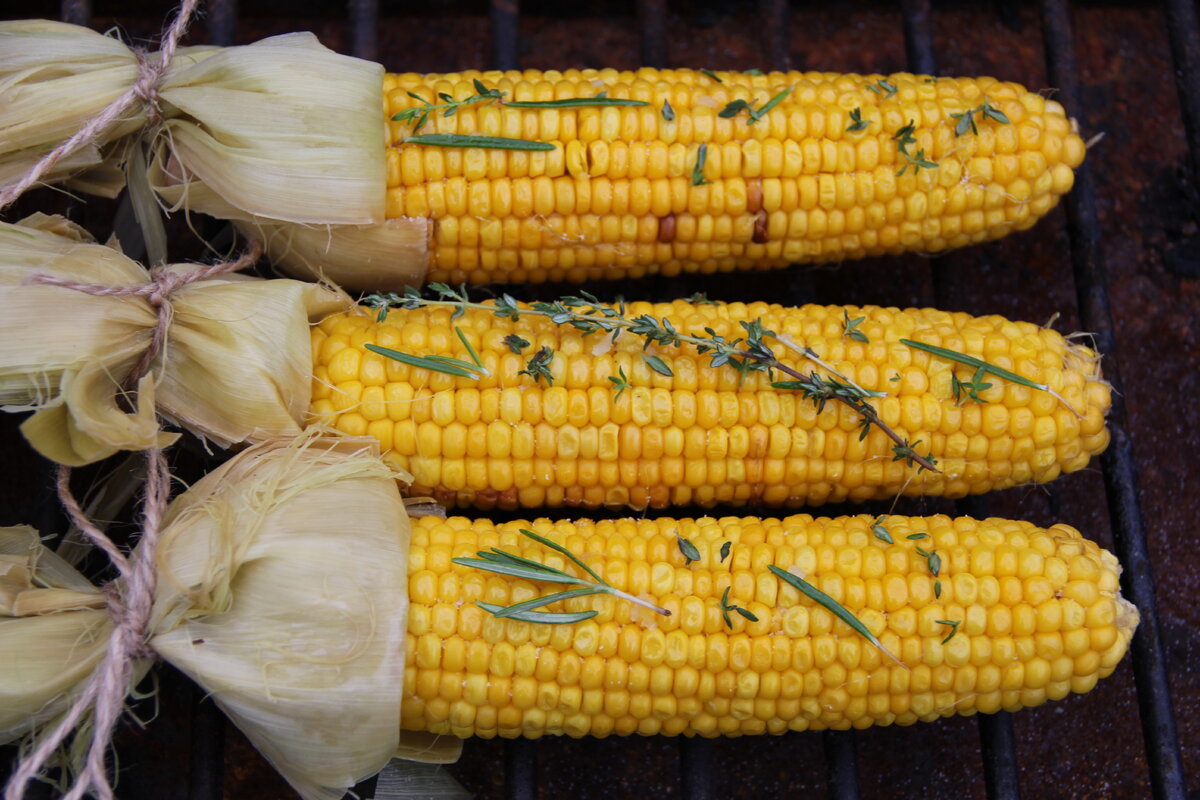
[
  {"xmin": 1040, "ymin": 0, "xmax": 1188, "ymax": 797},
  {"xmin": 490, "ymin": 0, "xmax": 521, "ymax": 72}
]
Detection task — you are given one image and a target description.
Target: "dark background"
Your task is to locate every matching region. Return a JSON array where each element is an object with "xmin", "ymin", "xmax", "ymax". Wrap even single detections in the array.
[{"xmin": 1, "ymin": 1, "xmax": 1196, "ymax": 798}]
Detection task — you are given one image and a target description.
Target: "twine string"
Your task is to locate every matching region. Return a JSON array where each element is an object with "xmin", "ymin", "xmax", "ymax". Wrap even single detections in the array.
[{"xmin": 0, "ymin": 0, "xmax": 200, "ymax": 210}]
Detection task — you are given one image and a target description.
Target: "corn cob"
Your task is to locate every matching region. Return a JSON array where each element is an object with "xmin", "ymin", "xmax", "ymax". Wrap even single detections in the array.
[
  {"xmin": 400, "ymin": 513, "xmax": 1135, "ymax": 738},
  {"xmin": 309, "ymin": 299, "xmax": 1110, "ymax": 510},
  {"xmin": 381, "ymin": 68, "xmax": 1086, "ymax": 286}
]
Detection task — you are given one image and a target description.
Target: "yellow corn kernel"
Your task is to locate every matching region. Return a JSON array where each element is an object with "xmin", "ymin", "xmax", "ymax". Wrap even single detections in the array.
[
  {"xmin": 315, "ymin": 301, "xmax": 1110, "ymax": 510},
  {"xmin": 399, "ymin": 513, "xmax": 1134, "ymax": 739}
]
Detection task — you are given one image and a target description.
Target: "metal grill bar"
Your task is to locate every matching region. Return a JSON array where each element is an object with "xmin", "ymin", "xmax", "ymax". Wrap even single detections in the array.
[
  {"xmin": 895, "ymin": 1, "xmax": 1025, "ymax": 792},
  {"xmin": 822, "ymin": 731, "xmax": 861, "ymax": 800},
  {"xmin": 637, "ymin": 0, "xmax": 669, "ymax": 68},
  {"xmin": 349, "ymin": 0, "xmax": 379, "ymax": 62},
  {"xmin": 207, "ymin": 0, "xmax": 237, "ymax": 47},
  {"xmin": 504, "ymin": 739, "xmax": 537, "ymax": 800},
  {"xmin": 1040, "ymin": 1, "xmax": 1188, "ymax": 798},
  {"xmin": 59, "ymin": 0, "xmax": 89, "ymax": 26},
  {"xmin": 490, "ymin": 0, "xmax": 521, "ymax": 72},
  {"xmin": 189, "ymin": 690, "xmax": 224, "ymax": 800},
  {"xmin": 1164, "ymin": 0, "xmax": 1200, "ymax": 191},
  {"xmin": 759, "ymin": 0, "xmax": 792, "ymax": 71},
  {"xmin": 679, "ymin": 737, "xmax": 716, "ymax": 800}
]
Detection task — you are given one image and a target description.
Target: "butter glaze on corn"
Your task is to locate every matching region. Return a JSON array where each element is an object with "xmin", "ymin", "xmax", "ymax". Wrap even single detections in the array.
[
  {"xmin": 400, "ymin": 514, "xmax": 1136, "ymax": 738},
  {"xmin": 310, "ymin": 300, "xmax": 1110, "ymax": 510},
  {"xmin": 383, "ymin": 68, "xmax": 1086, "ymax": 285}
]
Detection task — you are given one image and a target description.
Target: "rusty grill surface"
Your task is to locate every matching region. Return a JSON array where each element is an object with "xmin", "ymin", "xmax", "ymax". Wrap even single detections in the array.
[{"xmin": 1, "ymin": 1, "xmax": 1198, "ymax": 799}]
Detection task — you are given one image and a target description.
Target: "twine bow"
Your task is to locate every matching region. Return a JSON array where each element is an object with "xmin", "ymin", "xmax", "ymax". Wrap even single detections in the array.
[
  {"xmin": 0, "ymin": 0, "xmax": 200, "ymax": 210},
  {"xmin": 5, "ymin": 231, "xmax": 262, "ymax": 799}
]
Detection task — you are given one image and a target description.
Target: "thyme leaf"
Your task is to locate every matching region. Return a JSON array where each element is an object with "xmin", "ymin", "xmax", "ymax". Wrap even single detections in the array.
[
  {"xmin": 676, "ymin": 534, "xmax": 701, "ymax": 566},
  {"xmin": 692, "ymin": 143, "xmax": 711, "ymax": 186}
]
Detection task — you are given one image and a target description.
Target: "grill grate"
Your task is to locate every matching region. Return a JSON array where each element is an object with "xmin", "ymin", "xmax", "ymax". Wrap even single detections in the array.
[{"xmin": 0, "ymin": 1, "xmax": 1190, "ymax": 798}]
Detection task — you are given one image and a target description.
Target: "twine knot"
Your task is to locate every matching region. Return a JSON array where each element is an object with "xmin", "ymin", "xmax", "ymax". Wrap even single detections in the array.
[{"xmin": 0, "ymin": 0, "xmax": 200, "ymax": 210}]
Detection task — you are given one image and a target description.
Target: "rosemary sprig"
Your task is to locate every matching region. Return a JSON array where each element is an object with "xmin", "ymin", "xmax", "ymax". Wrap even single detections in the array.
[
  {"xmin": 503, "ymin": 96, "xmax": 649, "ymax": 108},
  {"xmin": 454, "ymin": 326, "xmax": 488, "ymax": 375},
  {"xmin": 900, "ymin": 338, "xmax": 1084, "ymax": 417},
  {"xmin": 700, "ymin": 68, "xmax": 723, "ymax": 83},
  {"xmin": 405, "ymin": 134, "xmax": 556, "ymax": 151},
  {"xmin": 363, "ymin": 344, "xmax": 486, "ymax": 378},
  {"xmin": 454, "ymin": 528, "xmax": 671, "ymax": 624},
  {"xmin": 847, "ymin": 107, "xmax": 871, "ymax": 133},
  {"xmin": 719, "ymin": 586, "xmax": 758, "ymax": 629},
  {"xmin": 368, "ymin": 287, "xmax": 940, "ymax": 473},
  {"xmin": 692, "ymin": 143, "xmax": 711, "ymax": 186},
  {"xmin": 769, "ymin": 565, "xmax": 898, "ymax": 662}
]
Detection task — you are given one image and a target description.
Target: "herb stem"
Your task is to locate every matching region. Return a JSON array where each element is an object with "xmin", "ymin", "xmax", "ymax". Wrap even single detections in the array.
[
  {"xmin": 608, "ymin": 587, "xmax": 672, "ymax": 617},
  {"xmin": 377, "ymin": 294, "xmax": 938, "ymax": 474}
]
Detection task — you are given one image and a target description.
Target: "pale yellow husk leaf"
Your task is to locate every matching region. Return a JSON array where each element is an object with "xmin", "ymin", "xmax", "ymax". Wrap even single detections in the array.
[
  {"xmin": 0, "ymin": 214, "xmax": 351, "ymax": 466},
  {"xmin": 0, "ymin": 21, "xmax": 385, "ymax": 225},
  {"xmin": 1, "ymin": 433, "xmax": 412, "ymax": 800}
]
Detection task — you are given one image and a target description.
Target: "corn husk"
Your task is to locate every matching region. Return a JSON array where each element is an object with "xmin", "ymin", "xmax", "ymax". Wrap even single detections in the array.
[
  {"xmin": 244, "ymin": 216, "xmax": 431, "ymax": 291},
  {"xmin": 0, "ymin": 214, "xmax": 351, "ymax": 466},
  {"xmin": 0, "ymin": 20, "xmax": 386, "ymax": 225},
  {"xmin": 0, "ymin": 433, "xmax": 412, "ymax": 800}
]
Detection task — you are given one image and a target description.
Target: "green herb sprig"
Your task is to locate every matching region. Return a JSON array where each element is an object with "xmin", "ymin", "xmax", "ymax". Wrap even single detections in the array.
[
  {"xmin": 937, "ymin": 619, "xmax": 961, "ymax": 643},
  {"xmin": 847, "ymin": 107, "xmax": 871, "ymax": 133},
  {"xmin": 404, "ymin": 134, "xmax": 555, "ymax": 151},
  {"xmin": 719, "ymin": 586, "xmax": 758, "ymax": 629},
  {"xmin": 365, "ymin": 286, "xmax": 940, "ymax": 474},
  {"xmin": 769, "ymin": 565, "xmax": 900, "ymax": 663},
  {"xmin": 718, "ymin": 88, "xmax": 793, "ymax": 125},
  {"xmin": 842, "ymin": 310, "xmax": 869, "ymax": 343},
  {"xmin": 692, "ymin": 143, "xmax": 711, "ymax": 186},
  {"xmin": 900, "ymin": 338, "xmax": 1084, "ymax": 417},
  {"xmin": 892, "ymin": 120, "xmax": 938, "ymax": 176},
  {"xmin": 392, "ymin": 79, "xmax": 504, "ymax": 132},
  {"xmin": 867, "ymin": 78, "xmax": 899, "ymax": 98},
  {"xmin": 950, "ymin": 99, "xmax": 1011, "ymax": 137},
  {"xmin": 455, "ymin": 528, "xmax": 671, "ymax": 624},
  {"xmin": 951, "ymin": 367, "xmax": 993, "ymax": 405}
]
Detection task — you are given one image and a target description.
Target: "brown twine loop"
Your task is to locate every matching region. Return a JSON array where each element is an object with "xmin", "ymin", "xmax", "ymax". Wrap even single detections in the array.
[
  {"xmin": 30, "ymin": 239, "xmax": 263, "ymax": 393},
  {"xmin": 4, "ymin": 451, "xmax": 169, "ymax": 800},
  {"xmin": 0, "ymin": 0, "xmax": 200, "ymax": 210},
  {"xmin": 5, "ymin": 232, "xmax": 259, "ymax": 798}
]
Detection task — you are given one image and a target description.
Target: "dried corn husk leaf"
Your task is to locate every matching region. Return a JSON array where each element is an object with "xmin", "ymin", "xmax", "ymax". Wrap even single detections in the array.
[
  {"xmin": 0, "ymin": 214, "xmax": 350, "ymax": 466},
  {"xmin": 1, "ymin": 433, "xmax": 412, "ymax": 800},
  {"xmin": 245, "ymin": 217, "xmax": 431, "ymax": 291},
  {"xmin": 0, "ymin": 526, "xmax": 114, "ymax": 743},
  {"xmin": 0, "ymin": 21, "xmax": 385, "ymax": 225}
]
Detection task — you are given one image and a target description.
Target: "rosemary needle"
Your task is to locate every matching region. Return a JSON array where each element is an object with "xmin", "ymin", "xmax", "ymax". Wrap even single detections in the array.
[{"xmin": 404, "ymin": 134, "xmax": 555, "ymax": 151}]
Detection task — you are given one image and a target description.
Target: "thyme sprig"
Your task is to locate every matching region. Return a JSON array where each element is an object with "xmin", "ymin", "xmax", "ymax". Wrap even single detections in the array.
[
  {"xmin": 718, "ymin": 88, "xmax": 793, "ymax": 125},
  {"xmin": 893, "ymin": 120, "xmax": 938, "ymax": 176},
  {"xmin": 365, "ymin": 286, "xmax": 940, "ymax": 474},
  {"xmin": 900, "ymin": 338, "xmax": 1084, "ymax": 418},
  {"xmin": 847, "ymin": 107, "xmax": 871, "ymax": 133},
  {"xmin": 842, "ymin": 310, "xmax": 869, "ymax": 343},
  {"xmin": 950, "ymin": 99, "xmax": 1011, "ymax": 137},
  {"xmin": 951, "ymin": 367, "xmax": 993, "ymax": 405},
  {"xmin": 455, "ymin": 528, "xmax": 671, "ymax": 624},
  {"xmin": 393, "ymin": 79, "xmax": 504, "ymax": 132},
  {"xmin": 719, "ymin": 586, "xmax": 758, "ymax": 629},
  {"xmin": 692, "ymin": 143, "xmax": 711, "ymax": 186},
  {"xmin": 867, "ymin": 78, "xmax": 899, "ymax": 98}
]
